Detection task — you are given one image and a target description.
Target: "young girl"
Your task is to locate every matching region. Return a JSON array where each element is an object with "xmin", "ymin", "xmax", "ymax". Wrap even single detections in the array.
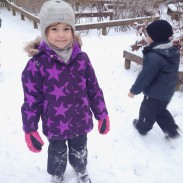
[
  {"xmin": 21, "ymin": 1, "xmax": 110, "ymax": 183},
  {"xmin": 128, "ymin": 20, "xmax": 180, "ymax": 139}
]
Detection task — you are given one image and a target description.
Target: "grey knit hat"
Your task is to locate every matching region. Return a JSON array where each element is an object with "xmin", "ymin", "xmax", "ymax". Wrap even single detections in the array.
[{"xmin": 38, "ymin": 0, "xmax": 75, "ymax": 40}]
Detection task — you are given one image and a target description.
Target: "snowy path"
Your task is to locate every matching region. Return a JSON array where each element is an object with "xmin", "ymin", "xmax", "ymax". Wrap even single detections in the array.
[{"xmin": 0, "ymin": 7, "xmax": 183, "ymax": 183}]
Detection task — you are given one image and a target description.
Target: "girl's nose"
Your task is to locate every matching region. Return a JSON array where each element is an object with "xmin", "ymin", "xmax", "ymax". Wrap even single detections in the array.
[{"xmin": 57, "ymin": 30, "xmax": 65, "ymax": 36}]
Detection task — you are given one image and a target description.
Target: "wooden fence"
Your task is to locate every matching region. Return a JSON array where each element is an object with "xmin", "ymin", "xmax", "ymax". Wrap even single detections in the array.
[{"xmin": 2, "ymin": 0, "xmax": 159, "ymax": 35}]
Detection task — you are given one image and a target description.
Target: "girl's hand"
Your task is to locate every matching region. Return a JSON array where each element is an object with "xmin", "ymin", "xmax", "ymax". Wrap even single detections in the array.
[
  {"xmin": 98, "ymin": 116, "xmax": 110, "ymax": 135},
  {"xmin": 25, "ymin": 131, "xmax": 44, "ymax": 153}
]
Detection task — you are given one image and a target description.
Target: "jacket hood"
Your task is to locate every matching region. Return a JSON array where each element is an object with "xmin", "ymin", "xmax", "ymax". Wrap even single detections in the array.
[
  {"xmin": 143, "ymin": 41, "xmax": 180, "ymax": 63},
  {"xmin": 24, "ymin": 34, "xmax": 83, "ymax": 57},
  {"xmin": 24, "ymin": 36, "xmax": 42, "ymax": 57}
]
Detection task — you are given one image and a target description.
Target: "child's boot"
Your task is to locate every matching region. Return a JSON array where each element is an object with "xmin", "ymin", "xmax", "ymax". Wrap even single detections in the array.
[
  {"xmin": 51, "ymin": 175, "xmax": 64, "ymax": 183},
  {"xmin": 133, "ymin": 119, "xmax": 147, "ymax": 135},
  {"xmin": 165, "ymin": 129, "xmax": 180, "ymax": 139},
  {"xmin": 76, "ymin": 169, "xmax": 91, "ymax": 183}
]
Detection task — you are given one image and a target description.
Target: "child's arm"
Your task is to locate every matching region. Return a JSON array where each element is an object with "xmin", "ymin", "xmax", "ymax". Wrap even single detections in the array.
[
  {"xmin": 21, "ymin": 58, "xmax": 44, "ymax": 134},
  {"xmin": 21, "ymin": 58, "xmax": 45, "ymax": 152},
  {"xmin": 84, "ymin": 53, "xmax": 108, "ymax": 118},
  {"xmin": 83, "ymin": 53, "xmax": 109, "ymax": 134},
  {"xmin": 130, "ymin": 53, "xmax": 161, "ymax": 95}
]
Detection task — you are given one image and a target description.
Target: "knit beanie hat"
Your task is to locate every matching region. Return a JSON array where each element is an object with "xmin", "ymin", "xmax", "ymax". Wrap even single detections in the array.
[
  {"xmin": 146, "ymin": 20, "xmax": 173, "ymax": 43},
  {"xmin": 38, "ymin": 0, "xmax": 75, "ymax": 41}
]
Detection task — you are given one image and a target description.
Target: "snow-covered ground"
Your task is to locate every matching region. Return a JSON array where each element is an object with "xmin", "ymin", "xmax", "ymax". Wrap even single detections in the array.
[{"xmin": 0, "ymin": 7, "xmax": 183, "ymax": 183}]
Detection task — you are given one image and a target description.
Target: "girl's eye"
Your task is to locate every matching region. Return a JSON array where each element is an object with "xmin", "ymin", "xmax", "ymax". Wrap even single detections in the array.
[{"xmin": 64, "ymin": 27, "xmax": 71, "ymax": 31}]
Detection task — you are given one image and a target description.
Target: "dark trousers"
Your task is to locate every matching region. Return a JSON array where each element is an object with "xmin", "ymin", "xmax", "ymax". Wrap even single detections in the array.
[
  {"xmin": 136, "ymin": 96, "xmax": 178, "ymax": 134},
  {"xmin": 47, "ymin": 135, "xmax": 87, "ymax": 176}
]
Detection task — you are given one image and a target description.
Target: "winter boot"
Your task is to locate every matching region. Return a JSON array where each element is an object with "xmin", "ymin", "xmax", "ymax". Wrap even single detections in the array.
[
  {"xmin": 51, "ymin": 175, "xmax": 64, "ymax": 183},
  {"xmin": 133, "ymin": 119, "xmax": 147, "ymax": 135},
  {"xmin": 165, "ymin": 129, "xmax": 180, "ymax": 139},
  {"xmin": 76, "ymin": 170, "xmax": 91, "ymax": 183}
]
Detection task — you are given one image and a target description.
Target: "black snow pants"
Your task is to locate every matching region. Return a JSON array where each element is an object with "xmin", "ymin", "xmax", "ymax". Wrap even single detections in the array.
[
  {"xmin": 135, "ymin": 96, "xmax": 179, "ymax": 135},
  {"xmin": 47, "ymin": 135, "xmax": 87, "ymax": 176}
]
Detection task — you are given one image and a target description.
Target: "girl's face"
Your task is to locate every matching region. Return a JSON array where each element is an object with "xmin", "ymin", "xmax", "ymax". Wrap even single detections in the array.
[
  {"xmin": 145, "ymin": 34, "xmax": 153, "ymax": 44},
  {"xmin": 46, "ymin": 23, "xmax": 73, "ymax": 49}
]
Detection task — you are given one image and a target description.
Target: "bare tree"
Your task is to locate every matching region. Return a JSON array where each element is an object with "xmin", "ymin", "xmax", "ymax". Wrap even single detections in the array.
[{"xmin": 16, "ymin": 0, "xmax": 46, "ymax": 15}]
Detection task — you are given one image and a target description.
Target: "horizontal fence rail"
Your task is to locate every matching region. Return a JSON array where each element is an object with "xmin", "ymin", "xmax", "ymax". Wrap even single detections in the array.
[
  {"xmin": 75, "ymin": 11, "xmax": 113, "ymax": 20},
  {"xmin": 2, "ymin": 0, "xmax": 159, "ymax": 35},
  {"xmin": 75, "ymin": 16, "xmax": 159, "ymax": 35}
]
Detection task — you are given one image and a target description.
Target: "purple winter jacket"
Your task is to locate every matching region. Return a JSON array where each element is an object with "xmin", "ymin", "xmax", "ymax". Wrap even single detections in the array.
[{"xmin": 21, "ymin": 39, "xmax": 108, "ymax": 140}]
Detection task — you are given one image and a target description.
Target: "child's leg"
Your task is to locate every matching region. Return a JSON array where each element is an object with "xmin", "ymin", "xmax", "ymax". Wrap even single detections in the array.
[
  {"xmin": 135, "ymin": 96, "xmax": 167, "ymax": 134},
  {"xmin": 135, "ymin": 96, "xmax": 158, "ymax": 134},
  {"xmin": 47, "ymin": 139, "xmax": 67, "ymax": 177},
  {"xmin": 68, "ymin": 135, "xmax": 91, "ymax": 182},
  {"xmin": 156, "ymin": 108, "xmax": 179, "ymax": 138},
  {"xmin": 68, "ymin": 135, "xmax": 87, "ymax": 173}
]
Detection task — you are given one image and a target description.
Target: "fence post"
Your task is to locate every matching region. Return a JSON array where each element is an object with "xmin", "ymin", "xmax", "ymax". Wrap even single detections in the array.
[
  {"xmin": 21, "ymin": 14, "xmax": 25, "ymax": 20},
  {"xmin": 102, "ymin": 28, "xmax": 107, "ymax": 35},
  {"xmin": 33, "ymin": 21, "xmax": 38, "ymax": 29},
  {"xmin": 12, "ymin": 8, "xmax": 16, "ymax": 16},
  {"xmin": 124, "ymin": 59, "xmax": 131, "ymax": 69},
  {"xmin": 109, "ymin": 13, "xmax": 113, "ymax": 20}
]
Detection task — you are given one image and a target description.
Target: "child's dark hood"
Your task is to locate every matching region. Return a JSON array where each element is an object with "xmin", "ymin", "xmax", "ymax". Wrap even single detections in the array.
[{"xmin": 143, "ymin": 42, "xmax": 180, "ymax": 64}]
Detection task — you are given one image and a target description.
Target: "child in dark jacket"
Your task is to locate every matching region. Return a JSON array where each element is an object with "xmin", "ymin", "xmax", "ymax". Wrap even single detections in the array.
[
  {"xmin": 128, "ymin": 20, "xmax": 180, "ymax": 139},
  {"xmin": 21, "ymin": 1, "xmax": 110, "ymax": 183}
]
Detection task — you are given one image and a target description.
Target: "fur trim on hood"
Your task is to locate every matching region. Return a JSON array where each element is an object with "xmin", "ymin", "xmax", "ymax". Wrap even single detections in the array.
[
  {"xmin": 24, "ymin": 34, "xmax": 83, "ymax": 57},
  {"xmin": 24, "ymin": 36, "xmax": 42, "ymax": 57}
]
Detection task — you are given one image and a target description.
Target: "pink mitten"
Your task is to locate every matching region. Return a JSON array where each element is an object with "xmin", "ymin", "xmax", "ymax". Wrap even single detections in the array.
[
  {"xmin": 25, "ymin": 131, "xmax": 44, "ymax": 153},
  {"xmin": 98, "ymin": 116, "xmax": 110, "ymax": 135}
]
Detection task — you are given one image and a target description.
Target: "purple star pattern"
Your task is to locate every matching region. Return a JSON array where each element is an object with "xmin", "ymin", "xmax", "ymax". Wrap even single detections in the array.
[
  {"xmin": 81, "ymin": 97, "xmax": 88, "ymax": 107},
  {"xmin": 25, "ymin": 93, "xmax": 36, "ymax": 107},
  {"xmin": 79, "ymin": 76, "xmax": 86, "ymax": 90},
  {"xmin": 47, "ymin": 117, "xmax": 54, "ymax": 128},
  {"xmin": 30, "ymin": 122, "xmax": 35, "ymax": 129},
  {"xmin": 78, "ymin": 60, "xmax": 85, "ymax": 71},
  {"xmin": 27, "ymin": 61, "xmax": 38, "ymax": 76},
  {"xmin": 98, "ymin": 112, "xmax": 107, "ymax": 119},
  {"xmin": 25, "ymin": 78, "xmax": 37, "ymax": 93},
  {"xmin": 48, "ymin": 131, "xmax": 54, "ymax": 139},
  {"xmin": 24, "ymin": 110, "xmax": 36, "ymax": 120},
  {"xmin": 94, "ymin": 91, "xmax": 101, "ymax": 99},
  {"xmin": 50, "ymin": 85, "xmax": 66, "ymax": 101},
  {"xmin": 98, "ymin": 100, "xmax": 105, "ymax": 111},
  {"xmin": 57, "ymin": 120, "xmax": 70, "ymax": 134},
  {"xmin": 83, "ymin": 111, "xmax": 91, "ymax": 124},
  {"xmin": 47, "ymin": 65, "xmax": 62, "ymax": 81},
  {"xmin": 54, "ymin": 102, "xmax": 68, "ymax": 117}
]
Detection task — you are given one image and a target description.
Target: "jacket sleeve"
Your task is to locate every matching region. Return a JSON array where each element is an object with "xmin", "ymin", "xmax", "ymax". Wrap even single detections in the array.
[
  {"xmin": 130, "ymin": 53, "xmax": 161, "ymax": 95},
  {"xmin": 83, "ymin": 52, "xmax": 108, "ymax": 120},
  {"xmin": 21, "ymin": 58, "xmax": 44, "ymax": 133}
]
